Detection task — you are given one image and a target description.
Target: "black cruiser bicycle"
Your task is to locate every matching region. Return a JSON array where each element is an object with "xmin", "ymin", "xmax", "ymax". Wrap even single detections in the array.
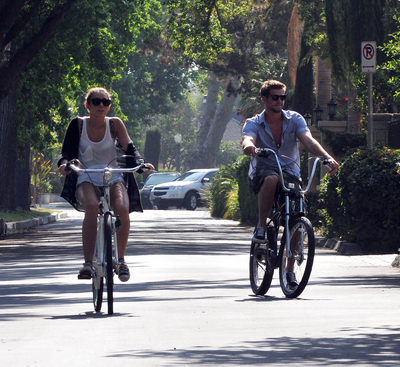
[{"xmin": 250, "ymin": 148, "xmax": 331, "ymax": 298}]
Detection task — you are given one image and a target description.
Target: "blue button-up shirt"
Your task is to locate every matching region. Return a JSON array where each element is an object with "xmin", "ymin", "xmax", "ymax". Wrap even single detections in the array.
[{"xmin": 242, "ymin": 109, "xmax": 309, "ymax": 178}]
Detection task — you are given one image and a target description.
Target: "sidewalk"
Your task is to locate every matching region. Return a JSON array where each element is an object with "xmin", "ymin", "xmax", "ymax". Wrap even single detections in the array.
[{"xmin": 1, "ymin": 201, "xmax": 72, "ymax": 235}]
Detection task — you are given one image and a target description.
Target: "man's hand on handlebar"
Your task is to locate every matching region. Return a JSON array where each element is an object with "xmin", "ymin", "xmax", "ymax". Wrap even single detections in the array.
[
  {"xmin": 241, "ymin": 142, "xmax": 257, "ymax": 158},
  {"xmin": 324, "ymin": 157, "xmax": 339, "ymax": 175}
]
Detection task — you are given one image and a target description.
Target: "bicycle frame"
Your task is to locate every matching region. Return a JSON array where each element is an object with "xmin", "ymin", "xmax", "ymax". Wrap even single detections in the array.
[
  {"xmin": 67, "ymin": 159, "xmax": 145, "ymax": 314},
  {"xmin": 92, "ymin": 185, "xmax": 118, "ymax": 290},
  {"xmin": 256, "ymin": 148, "xmax": 323, "ymax": 259}
]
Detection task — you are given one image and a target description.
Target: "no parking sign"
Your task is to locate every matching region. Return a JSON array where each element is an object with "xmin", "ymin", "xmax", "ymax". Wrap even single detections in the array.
[{"xmin": 361, "ymin": 41, "xmax": 376, "ymax": 73}]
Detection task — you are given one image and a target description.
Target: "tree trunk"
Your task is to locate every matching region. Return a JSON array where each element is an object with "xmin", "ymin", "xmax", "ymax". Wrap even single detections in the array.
[
  {"xmin": 195, "ymin": 72, "xmax": 220, "ymax": 148},
  {"xmin": 0, "ymin": 82, "xmax": 18, "ymax": 211},
  {"xmin": 185, "ymin": 75, "xmax": 239, "ymax": 170},
  {"xmin": 202, "ymin": 77, "xmax": 240, "ymax": 167},
  {"xmin": 315, "ymin": 57, "xmax": 332, "ymax": 121},
  {"xmin": 14, "ymin": 143, "xmax": 31, "ymax": 210}
]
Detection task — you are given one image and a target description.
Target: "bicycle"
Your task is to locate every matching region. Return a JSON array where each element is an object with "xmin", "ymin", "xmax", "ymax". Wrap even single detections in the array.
[
  {"xmin": 249, "ymin": 148, "xmax": 330, "ymax": 298},
  {"xmin": 66, "ymin": 157, "xmax": 146, "ymax": 315}
]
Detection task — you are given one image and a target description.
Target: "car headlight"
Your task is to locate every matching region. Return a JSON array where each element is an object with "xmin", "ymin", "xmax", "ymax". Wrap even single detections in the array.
[{"xmin": 170, "ymin": 185, "xmax": 185, "ymax": 190}]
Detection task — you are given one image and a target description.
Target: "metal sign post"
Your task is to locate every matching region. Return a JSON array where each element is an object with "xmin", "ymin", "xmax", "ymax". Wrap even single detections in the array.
[{"xmin": 361, "ymin": 41, "xmax": 376, "ymax": 149}]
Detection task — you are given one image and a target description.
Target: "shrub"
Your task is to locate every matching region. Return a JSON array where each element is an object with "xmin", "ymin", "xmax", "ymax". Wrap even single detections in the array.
[
  {"xmin": 209, "ymin": 155, "xmax": 258, "ymax": 224},
  {"xmin": 321, "ymin": 129, "xmax": 367, "ymax": 158},
  {"xmin": 318, "ymin": 147, "xmax": 400, "ymax": 254},
  {"xmin": 233, "ymin": 155, "xmax": 258, "ymax": 224},
  {"xmin": 209, "ymin": 165, "xmax": 237, "ymax": 218}
]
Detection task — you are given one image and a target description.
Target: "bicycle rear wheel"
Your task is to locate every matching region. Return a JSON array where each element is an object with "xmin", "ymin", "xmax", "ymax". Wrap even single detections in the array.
[
  {"xmin": 279, "ymin": 217, "xmax": 315, "ymax": 298},
  {"xmin": 104, "ymin": 212, "xmax": 114, "ymax": 315},
  {"xmin": 249, "ymin": 240, "xmax": 274, "ymax": 295}
]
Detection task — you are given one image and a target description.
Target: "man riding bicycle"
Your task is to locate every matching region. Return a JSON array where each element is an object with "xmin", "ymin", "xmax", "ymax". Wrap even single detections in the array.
[{"xmin": 241, "ymin": 79, "xmax": 338, "ymax": 247}]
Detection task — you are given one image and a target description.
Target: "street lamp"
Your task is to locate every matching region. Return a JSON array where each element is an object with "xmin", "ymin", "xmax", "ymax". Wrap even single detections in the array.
[
  {"xmin": 314, "ymin": 104, "xmax": 324, "ymax": 122},
  {"xmin": 174, "ymin": 133, "xmax": 182, "ymax": 172},
  {"xmin": 304, "ymin": 112, "xmax": 312, "ymax": 126},
  {"xmin": 327, "ymin": 98, "xmax": 337, "ymax": 121}
]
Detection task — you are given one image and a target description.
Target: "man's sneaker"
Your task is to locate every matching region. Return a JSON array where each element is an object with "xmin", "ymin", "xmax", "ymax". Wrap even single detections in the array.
[
  {"xmin": 253, "ymin": 227, "xmax": 266, "ymax": 243},
  {"xmin": 117, "ymin": 260, "xmax": 130, "ymax": 282},
  {"xmin": 79, "ymin": 261, "xmax": 94, "ymax": 279},
  {"xmin": 286, "ymin": 271, "xmax": 299, "ymax": 288}
]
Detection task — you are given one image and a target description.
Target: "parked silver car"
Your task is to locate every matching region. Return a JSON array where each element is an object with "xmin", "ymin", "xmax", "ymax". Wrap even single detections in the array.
[
  {"xmin": 150, "ymin": 168, "xmax": 218, "ymax": 210},
  {"xmin": 140, "ymin": 172, "xmax": 181, "ymax": 209}
]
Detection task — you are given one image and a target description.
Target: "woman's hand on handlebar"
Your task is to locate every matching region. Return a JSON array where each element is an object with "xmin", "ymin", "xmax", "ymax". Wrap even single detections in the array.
[
  {"xmin": 142, "ymin": 163, "xmax": 156, "ymax": 173},
  {"xmin": 58, "ymin": 160, "xmax": 71, "ymax": 176}
]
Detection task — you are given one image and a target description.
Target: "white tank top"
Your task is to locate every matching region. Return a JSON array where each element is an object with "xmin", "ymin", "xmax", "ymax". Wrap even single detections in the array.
[{"xmin": 77, "ymin": 117, "xmax": 123, "ymax": 186}]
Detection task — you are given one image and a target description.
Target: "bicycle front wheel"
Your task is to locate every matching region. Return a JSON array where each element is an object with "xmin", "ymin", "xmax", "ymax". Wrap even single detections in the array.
[
  {"xmin": 92, "ymin": 275, "xmax": 104, "ymax": 312},
  {"xmin": 279, "ymin": 217, "xmax": 315, "ymax": 298},
  {"xmin": 104, "ymin": 212, "xmax": 114, "ymax": 315},
  {"xmin": 249, "ymin": 240, "xmax": 274, "ymax": 295}
]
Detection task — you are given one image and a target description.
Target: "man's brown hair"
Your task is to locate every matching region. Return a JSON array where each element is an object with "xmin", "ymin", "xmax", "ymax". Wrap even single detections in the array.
[{"xmin": 260, "ymin": 80, "xmax": 286, "ymax": 97}]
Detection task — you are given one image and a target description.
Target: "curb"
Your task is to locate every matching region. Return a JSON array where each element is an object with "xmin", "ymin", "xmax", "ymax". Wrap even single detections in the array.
[
  {"xmin": 315, "ymin": 236, "xmax": 363, "ymax": 255},
  {"xmin": 316, "ymin": 235, "xmax": 400, "ymax": 268},
  {"xmin": 1, "ymin": 212, "xmax": 69, "ymax": 235}
]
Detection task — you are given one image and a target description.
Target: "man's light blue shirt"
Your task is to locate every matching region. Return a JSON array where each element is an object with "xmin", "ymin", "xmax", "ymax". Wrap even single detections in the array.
[{"xmin": 242, "ymin": 109, "xmax": 309, "ymax": 178}]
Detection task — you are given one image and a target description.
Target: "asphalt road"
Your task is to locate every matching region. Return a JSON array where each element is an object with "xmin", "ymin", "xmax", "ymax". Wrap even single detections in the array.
[{"xmin": 0, "ymin": 206, "xmax": 400, "ymax": 366}]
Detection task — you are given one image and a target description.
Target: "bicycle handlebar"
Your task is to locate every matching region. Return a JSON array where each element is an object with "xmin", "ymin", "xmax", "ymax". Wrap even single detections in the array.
[
  {"xmin": 65, "ymin": 158, "xmax": 148, "ymax": 175},
  {"xmin": 255, "ymin": 148, "xmax": 331, "ymax": 194}
]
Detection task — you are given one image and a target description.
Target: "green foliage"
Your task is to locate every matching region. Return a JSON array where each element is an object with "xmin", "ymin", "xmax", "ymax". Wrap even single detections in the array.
[
  {"xmin": 317, "ymin": 147, "xmax": 400, "ymax": 254},
  {"xmin": 216, "ymin": 141, "xmax": 241, "ymax": 167},
  {"xmin": 234, "ymin": 155, "xmax": 258, "ymax": 224},
  {"xmin": 210, "ymin": 154, "xmax": 258, "ymax": 223},
  {"xmin": 209, "ymin": 164, "xmax": 238, "ymax": 219},
  {"xmin": 152, "ymin": 94, "xmax": 198, "ymax": 170},
  {"xmin": 166, "ymin": 0, "xmax": 250, "ymax": 65},
  {"xmin": 321, "ymin": 129, "xmax": 367, "ymax": 157},
  {"xmin": 17, "ymin": 0, "xmax": 164, "ymax": 153}
]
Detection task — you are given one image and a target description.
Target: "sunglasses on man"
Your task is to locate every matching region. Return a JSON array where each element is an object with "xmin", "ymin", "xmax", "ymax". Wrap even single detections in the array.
[
  {"xmin": 89, "ymin": 98, "xmax": 111, "ymax": 106},
  {"xmin": 266, "ymin": 94, "xmax": 287, "ymax": 101}
]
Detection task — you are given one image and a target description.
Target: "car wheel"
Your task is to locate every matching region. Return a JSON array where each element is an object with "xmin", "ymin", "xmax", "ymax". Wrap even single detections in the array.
[{"xmin": 184, "ymin": 192, "xmax": 197, "ymax": 210}]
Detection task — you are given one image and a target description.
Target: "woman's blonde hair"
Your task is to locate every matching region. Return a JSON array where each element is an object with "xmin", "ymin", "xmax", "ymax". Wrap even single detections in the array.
[{"xmin": 84, "ymin": 87, "xmax": 112, "ymax": 104}]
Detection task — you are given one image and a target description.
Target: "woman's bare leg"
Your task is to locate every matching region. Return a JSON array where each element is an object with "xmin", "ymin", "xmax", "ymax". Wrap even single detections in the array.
[
  {"xmin": 76, "ymin": 182, "xmax": 100, "ymax": 262},
  {"xmin": 110, "ymin": 182, "xmax": 130, "ymax": 259}
]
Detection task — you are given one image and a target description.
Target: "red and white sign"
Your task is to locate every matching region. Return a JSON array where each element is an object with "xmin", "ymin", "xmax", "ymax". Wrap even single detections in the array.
[{"xmin": 361, "ymin": 41, "xmax": 376, "ymax": 73}]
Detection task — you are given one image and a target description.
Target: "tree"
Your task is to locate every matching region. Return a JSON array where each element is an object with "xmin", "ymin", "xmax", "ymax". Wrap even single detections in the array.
[
  {"xmin": 185, "ymin": 73, "xmax": 240, "ymax": 169},
  {"xmin": 0, "ymin": 1, "xmax": 78, "ymax": 210},
  {"xmin": 0, "ymin": 0, "xmax": 162, "ymax": 211},
  {"xmin": 0, "ymin": 1, "xmax": 78, "ymax": 102},
  {"xmin": 166, "ymin": 0, "xmax": 296, "ymax": 170}
]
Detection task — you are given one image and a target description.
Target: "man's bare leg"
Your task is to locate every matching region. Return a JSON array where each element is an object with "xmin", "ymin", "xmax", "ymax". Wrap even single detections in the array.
[{"xmin": 257, "ymin": 175, "xmax": 279, "ymax": 229}]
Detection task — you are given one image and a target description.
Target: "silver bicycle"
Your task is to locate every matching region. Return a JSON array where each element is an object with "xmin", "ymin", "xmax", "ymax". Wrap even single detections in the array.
[
  {"xmin": 67, "ymin": 158, "xmax": 145, "ymax": 314},
  {"xmin": 250, "ymin": 148, "xmax": 330, "ymax": 298}
]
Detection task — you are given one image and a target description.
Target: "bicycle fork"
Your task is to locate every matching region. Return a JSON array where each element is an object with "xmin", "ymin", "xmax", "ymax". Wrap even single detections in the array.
[{"xmin": 284, "ymin": 195, "xmax": 305, "ymax": 267}]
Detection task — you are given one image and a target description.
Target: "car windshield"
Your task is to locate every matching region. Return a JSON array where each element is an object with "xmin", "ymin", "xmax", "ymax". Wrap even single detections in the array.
[
  {"xmin": 174, "ymin": 171, "xmax": 208, "ymax": 182},
  {"xmin": 145, "ymin": 174, "xmax": 179, "ymax": 185}
]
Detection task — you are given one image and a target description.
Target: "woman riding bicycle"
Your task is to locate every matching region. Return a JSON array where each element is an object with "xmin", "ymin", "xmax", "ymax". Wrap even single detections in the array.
[
  {"xmin": 58, "ymin": 87, "xmax": 154, "ymax": 282},
  {"xmin": 241, "ymin": 80, "xmax": 338, "ymax": 249}
]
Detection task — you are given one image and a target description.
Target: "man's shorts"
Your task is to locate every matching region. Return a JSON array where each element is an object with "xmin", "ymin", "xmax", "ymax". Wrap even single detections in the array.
[{"xmin": 252, "ymin": 167, "xmax": 301, "ymax": 194}]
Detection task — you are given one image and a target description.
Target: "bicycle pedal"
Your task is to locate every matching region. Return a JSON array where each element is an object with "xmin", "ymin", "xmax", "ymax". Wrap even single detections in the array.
[{"xmin": 78, "ymin": 274, "xmax": 93, "ymax": 280}]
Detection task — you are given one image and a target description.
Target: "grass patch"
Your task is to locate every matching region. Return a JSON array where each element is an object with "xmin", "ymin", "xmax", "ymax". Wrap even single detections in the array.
[{"xmin": 0, "ymin": 207, "xmax": 53, "ymax": 222}]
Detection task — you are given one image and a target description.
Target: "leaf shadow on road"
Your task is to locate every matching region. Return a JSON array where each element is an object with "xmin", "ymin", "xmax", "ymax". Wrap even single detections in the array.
[{"xmin": 107, "ymin": 325, "xmax": 400, "ymax": 366}]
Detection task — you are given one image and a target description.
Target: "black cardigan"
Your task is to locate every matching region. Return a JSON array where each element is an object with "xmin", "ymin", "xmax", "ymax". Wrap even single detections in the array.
[{"xmin": 58, "ymin": 117, "xmax": 144, "ymax": 213}]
